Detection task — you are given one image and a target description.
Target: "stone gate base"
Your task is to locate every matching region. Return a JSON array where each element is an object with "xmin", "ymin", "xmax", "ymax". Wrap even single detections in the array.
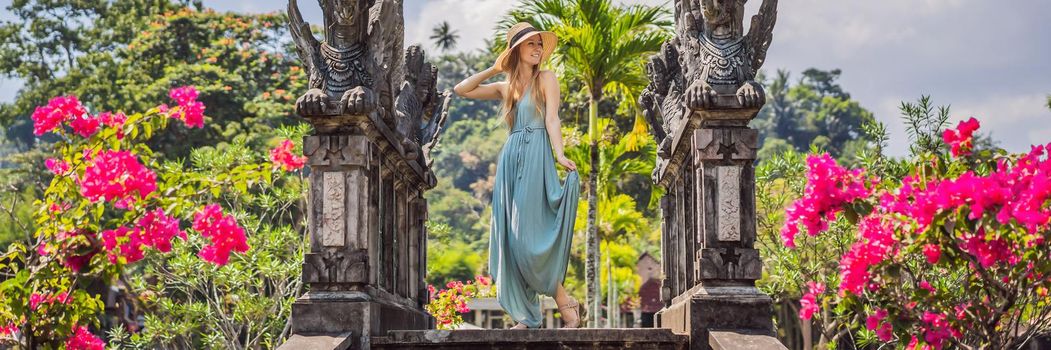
[
  {"xmin": 657, "ymin": 286, "xmax": 786, "ymax": 350},
  {"xmin": 281, "ymin": 291, "xmax": 431, "ymax": 350}
]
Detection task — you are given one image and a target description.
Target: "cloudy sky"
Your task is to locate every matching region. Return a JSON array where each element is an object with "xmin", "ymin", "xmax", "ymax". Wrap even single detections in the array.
[{"xmin": 2, "ymin": 0, "xmax": 1049, "ymax": 155}]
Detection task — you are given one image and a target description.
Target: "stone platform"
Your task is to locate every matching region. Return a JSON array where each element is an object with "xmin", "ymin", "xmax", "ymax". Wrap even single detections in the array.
[{"xmin": 372, "ymin": 329, "xmax": 689, "ymax": 350}]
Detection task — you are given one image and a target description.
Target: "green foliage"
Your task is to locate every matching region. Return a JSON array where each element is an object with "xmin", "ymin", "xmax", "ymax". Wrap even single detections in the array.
[
  {"xmin": 0, "ymin": 89, "xmax": 308, "ymax": 348},
  {"xmin": 1, "ymin": 4, "xmax": 304, "ymax": 158},
  {"xmin": 0, "ymin": 186, "xmax": 36, "ymax": 250},
  {"xmin": 752, "ymin": 69, "xmax": 877, "ymax": 163},
  {"xmin": 425, "ymin": 222, "xmax": 485, "ymax": 288}
]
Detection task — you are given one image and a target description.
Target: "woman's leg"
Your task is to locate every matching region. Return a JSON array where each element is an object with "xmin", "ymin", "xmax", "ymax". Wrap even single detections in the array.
[
  {"xmin": 553, "ymin": 284, "xmax": 580, "ymax": 327},
  {"xmin": 554, "ymin": 285, "xmax": 572, "ymax": 306}
]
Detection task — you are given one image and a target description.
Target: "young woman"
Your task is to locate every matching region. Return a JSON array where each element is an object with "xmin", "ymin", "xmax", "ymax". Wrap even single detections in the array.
[{"xmin": 453, "ymin": 22, "xmax": 582, "ymax": 329}]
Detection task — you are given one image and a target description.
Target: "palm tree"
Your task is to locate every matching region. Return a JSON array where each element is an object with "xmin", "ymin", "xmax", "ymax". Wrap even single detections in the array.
[
  {"xmin": 430, "ymin": 21, "xmax": 459, "ymax": 52},
  {"xmin": 501, "ymin": 0, "xmax": 670, "ymax": 327}
]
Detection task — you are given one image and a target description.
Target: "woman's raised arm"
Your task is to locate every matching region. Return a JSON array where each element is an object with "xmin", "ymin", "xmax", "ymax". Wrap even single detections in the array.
[{"xmin": 454, "ymin": 65, "xmax": 505, "ymax": 100}]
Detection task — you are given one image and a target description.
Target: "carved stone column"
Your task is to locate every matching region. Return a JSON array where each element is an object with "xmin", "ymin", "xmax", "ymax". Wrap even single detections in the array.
[
  {"xmin": 641, "ymin": 1, "xmax": 784, "ymax": 348},
  {"xmin": 279, "ymin": 1, "xmax": 449, "ymax": 348},
  {"xmin": 652, "ymin": 106, "xmax": 780, "ymax": 350},
  {"xmin": 284, "ymin": 114, "xmax": 435, "ymax": 350}
]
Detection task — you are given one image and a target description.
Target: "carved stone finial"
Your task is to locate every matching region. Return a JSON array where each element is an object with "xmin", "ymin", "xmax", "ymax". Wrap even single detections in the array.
[
  {"xmin": 288, "ymin": 0, "xmax": 378, "ymax": 117},
  {"xmin": 642, "ymin": 0, "xmax": 778, "ymax": 127}
]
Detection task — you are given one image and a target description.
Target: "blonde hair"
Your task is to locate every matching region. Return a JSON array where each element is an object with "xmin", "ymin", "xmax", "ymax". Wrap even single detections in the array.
[{"xmin": 499, "ymin": 50, "xmax": 546, "ymax": 129}]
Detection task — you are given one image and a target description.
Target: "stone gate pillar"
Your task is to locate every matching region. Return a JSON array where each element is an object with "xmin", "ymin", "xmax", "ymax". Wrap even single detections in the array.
[
  {"xmin": 279, "ymin": 1, "xmax": 450, "ymax": 349},
  {"xmin": 640, "ymin": 0, "xmax": 785, "ymax": 349},
  {"xmin": 283, "ymin": 120, "xmax": 434, "ymax": 349}
]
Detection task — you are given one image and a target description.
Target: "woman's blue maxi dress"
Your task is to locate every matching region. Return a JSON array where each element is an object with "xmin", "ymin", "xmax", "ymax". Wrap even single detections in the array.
[{"xmin": 488, "ymin": 89, "xmax": 580, "ymax": 328}]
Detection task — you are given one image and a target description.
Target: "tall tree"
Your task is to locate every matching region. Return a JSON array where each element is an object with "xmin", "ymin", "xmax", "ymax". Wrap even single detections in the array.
[
  {"xmin": 430, "ymin": 21, "xmax": 459, "ymax": 52},
  {"xmin": 500, "ymin": 0, "xmax": 670, "ymax": 326},
  {"xmin": 753, "ymin": 68, "xmax": 876, "ymax": 162}
]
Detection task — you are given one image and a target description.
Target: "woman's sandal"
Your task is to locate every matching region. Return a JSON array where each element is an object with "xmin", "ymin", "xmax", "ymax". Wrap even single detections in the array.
[
  {"xmin": 558, "ymin": 298, "xmax": 581, "ymax": 328},
  {"xmin": 510, "ymin": 322, "xmax": 530, "ymax": 329}
]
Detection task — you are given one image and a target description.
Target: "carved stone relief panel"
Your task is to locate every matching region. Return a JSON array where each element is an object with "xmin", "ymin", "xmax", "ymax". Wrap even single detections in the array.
[
  {"xmin": 716, "ymin": 166, "xmax": 741, "ymax": 242},
  {"xmin": 322, "ymin": 172, "xmax": 346, "ymax": 247}
]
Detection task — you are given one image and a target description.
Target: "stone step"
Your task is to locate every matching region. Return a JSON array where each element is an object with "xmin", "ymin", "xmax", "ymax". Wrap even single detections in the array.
[{"xmin": 373, "ymin": 329, "xmax": 689, "ymax": 350}]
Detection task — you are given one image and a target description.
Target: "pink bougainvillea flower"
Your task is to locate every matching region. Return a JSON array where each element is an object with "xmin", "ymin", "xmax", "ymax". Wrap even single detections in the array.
[
  {"xmin": 31, "ymin": 95, "xmax": 88, "ymax": 136},
  {"xmin": 69, "ymin": 113, "xmax": 100, "ymax": 138},
  {"xmin": 866, "ymin": 308, "xmax": 893, "ymax": 341},
  {"xmin": 839, "ymin": 215, "xmax": 897, "ymax": 295},
  {"xmin": 192, "ymin": 204, "xmax": 249, "ymax": 266},
  {"xmin": 78, "ymin": 150, "xmax": 157, "ymax": 209},
  {"xmin": 97, "ymin": 111, "xmax": 128, "ymax": 139},
  {"xmin": 101, "ymin": 227, "xmax": 144, "ymax": 264},
  {"xmin": 45, "ymin": 158, "xmax": 71, "ymax": 175},
  {"xmin": 781, "ymin": 154, "xmax": 870, "ymax": 247},
  {"xmin": 942, "ymin": 117, "xmax": 980, "ymax": 157},
  {"xmin": 65, "ymin": 325, "xmax": 105, "ymax": 350},
  {"xmin": 100, "ymin": 209, "xmax": 185, "ymax": 264},
  {"xmin": 922, "ymin": 244, "xmax": 941, "ymax": 264},
  {"xmin": 475, "ymin": 275, "xmax": 492, "ymax": 286},
  {"xmin": 136, "ymin": 208, "xmax": 186, "ymax": 253},
  {"xmin": 269, "ymin": 139, "xmax": 307, "ymax": 171},
  {"xmin": 920, "ymin": 280, "xmax": 936, "ymax": 293},
  {"xmin": 98, "ymin": 111, "xmax": 127, "ymax": 128},
  {"xmin": 54, "ymin": 229, "xmax": 98, "ymax": 272},
  {"xmin": 799, "ymin": 281, "xmax": 825, "ymax": 320},
  {"xmin": 169, "ymin": 86, "xmax": 199, "ymax": 105},
  {"xmin": 29, "ymin": 291, "xmax": 71, "ymax": 311},
  {"xmin": 0, "ymin": 322, "xmax": 17, "ymax": 336},
  {"xmin": 29, "ymin": 293, "xmax": 44, "ymax": 310},
  {"xmin": 919, "ymin": 311, "xmax": 955, "ymax": 349},
  {"xmin": 168, "ymin": 86, "xmax": 205, "ymax": 128}
]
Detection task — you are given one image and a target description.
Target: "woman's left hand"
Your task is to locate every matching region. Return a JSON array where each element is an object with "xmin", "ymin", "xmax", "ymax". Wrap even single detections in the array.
[{"xmin": 556, "ymin": 155, "xmax": 577, "ymax": 171}]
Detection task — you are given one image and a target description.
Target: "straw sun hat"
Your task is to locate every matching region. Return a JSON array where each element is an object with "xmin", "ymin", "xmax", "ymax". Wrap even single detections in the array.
[{"xmin": 494, "ymin": 22, "xmax": 557, "ymax": 71}]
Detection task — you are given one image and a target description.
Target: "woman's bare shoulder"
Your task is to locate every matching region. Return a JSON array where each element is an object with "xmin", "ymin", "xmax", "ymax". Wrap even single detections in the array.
[{"xmin": 538, "ymin": 70, "xmax": 559, "ymax": 86}]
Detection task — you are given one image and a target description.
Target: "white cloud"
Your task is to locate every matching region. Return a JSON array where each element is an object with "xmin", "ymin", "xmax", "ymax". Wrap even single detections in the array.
[
  {"xmin": 406, "ymin": 0, "xmax": 515, "ymax": 53},
  {"xmin": 951, "ymin": 93, "xmax": 1051, "ymax": 152}
]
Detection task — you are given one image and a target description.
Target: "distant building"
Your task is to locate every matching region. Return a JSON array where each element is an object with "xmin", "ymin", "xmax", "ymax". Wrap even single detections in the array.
[{"xmin": 636, "ymin": 252, "xmax": 662, "ymax": 327}]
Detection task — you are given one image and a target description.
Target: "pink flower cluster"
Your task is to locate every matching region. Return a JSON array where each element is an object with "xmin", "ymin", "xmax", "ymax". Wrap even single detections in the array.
[
  {"xmin": 192, "ymin": 204, "xmax": 249, "ymax": 266},
  {"xmin": 915, "ymin": 311, "xmax": 959, "ymax": 350},
  {"xmin": 781, "ymin": 153, "xmax": 871, "ymax": 247},
  {"xmin": 79, "ymin": 150, "xmax": 157, "ymax": 208},
  {"xmin": 31, "ymin": 96, "xmax": 89, "ymax": 136},
  {"xmin": 922, "ymin": 244, "xmax": 941, "ymax": 264},
  {"xmin": 866, "ymin": 308, "xmax": 894, "ymax": 341},
  {"xmin": 29, "ymin": 291, "xmax": 70, "ymax": 310},
  {"xmin": 798, "ymin": 281, "xmax": 825, "ymax": 320},
  {"xmin": 102, "ymin": 208, "xmax": 186, "ymax": 264},
  {"xmin": 98, "ymin": 111, "xmax": 128, "ymax": 138},
  {"xmin": 42, "ymin": 230, "xmax": 98, "ymax": 272},
  {"xmin": 838, "ymin": 215, "xmax": 897, "ymax": 294},
  {"xmin": 425, "ymin": 276, "xmax": 496, "ymax": 328},
  {"xmin": 269, "ymin": 139, "xmax": 307, "ymax": 171},
  {"xmin": 46, "ymin": 158, "xmax": 71, "ymax": 176},
  {"xmin": 942, "ymin": 117, "xmax": 979, "ymax": 157},
  {"xmin": 0, "ymin": 322, "xmax": 16, "ymax": 336},
  {"xmin": 65, "ymin": 325, "xmax": 105, "ymax": 350},
  {"xmin": 168, "ymin": 86, "xmax": 205, "ymax": 128},
  {"xmin": 29, "ymin": 96, "xmax": 124, "ymax": 138}
]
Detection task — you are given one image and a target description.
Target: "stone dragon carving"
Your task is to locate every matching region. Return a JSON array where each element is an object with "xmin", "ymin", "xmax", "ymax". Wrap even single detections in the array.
[
  {"xmin": 640, "ymin": 0, "xmax": 777, "ymax": 153},
  {"xmin": 287, "ymin": 0, "xmax": 450, "ymax": 166}
]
